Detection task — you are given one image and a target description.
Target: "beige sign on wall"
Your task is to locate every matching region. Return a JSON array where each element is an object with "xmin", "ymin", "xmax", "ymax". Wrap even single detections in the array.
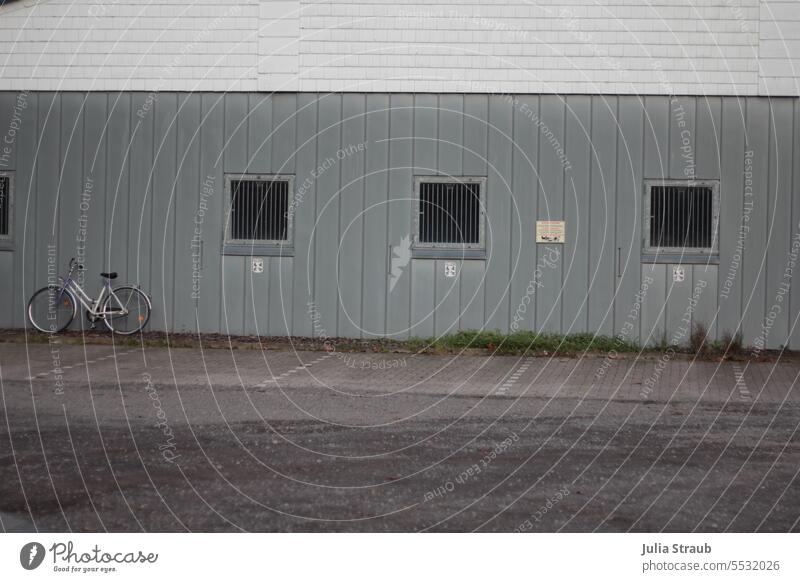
[{"xmin": 536, "ymin": 220, "xmax": 566, "ymax": 243}]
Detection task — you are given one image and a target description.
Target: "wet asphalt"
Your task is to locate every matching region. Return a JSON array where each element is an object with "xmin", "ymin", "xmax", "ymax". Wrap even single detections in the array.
[{"xmin": 1, "ymin": 342, "xmax": 798, "ymax": 532}]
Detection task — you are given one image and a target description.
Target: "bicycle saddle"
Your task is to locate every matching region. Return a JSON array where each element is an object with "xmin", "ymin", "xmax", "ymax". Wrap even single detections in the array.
[{"xmin": 100, "ymin": 272, "xmax": 118, "ymax": 280}]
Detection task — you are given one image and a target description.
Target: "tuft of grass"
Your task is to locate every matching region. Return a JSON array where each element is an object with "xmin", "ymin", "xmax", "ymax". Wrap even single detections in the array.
[
  {"xmin": 1, "ymin": 328, "xmax": 643, "ymax": 357},
  {"xmin": 689, "ymin": 322, "xmax": 709, "ymax": 355},
  {"xmin": 706, "ymin": 329, "xmax": 744, "ymax": 359},
  {"xmin": 723, "ymin": 330, "xmax": 744, "ymax": 354},
  {"xmin": 408, "ymin": 330, "xmax": 639, "ymax": 355}
]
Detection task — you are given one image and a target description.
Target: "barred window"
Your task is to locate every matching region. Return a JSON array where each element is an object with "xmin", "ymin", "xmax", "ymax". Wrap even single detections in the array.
[
  {"xmin": 413, "ymin": 177, "xmax": 485, "ymax": 255},
  {"xmin": 644, "ymin": 180, "xmax": 719, "ymax": 255},
  {"xmin": 224, "ymin": 175, "xmax": 293, "ymax": 254}
]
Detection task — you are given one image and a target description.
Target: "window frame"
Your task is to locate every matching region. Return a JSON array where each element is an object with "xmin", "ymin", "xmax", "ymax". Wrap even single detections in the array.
[
  {"xmin": 412, "ymin": 175, "xmax": 487, "ymax": 259},
  {"xmin": 222, "ymin": 173, "xmax": 294, "ymax": 256},
  {"xmin": 642, "ymin": 178, "xmax": 720, "ymax": 260},
  {"xmin": 0, "ymin": 171, "xmax": 13, "ymax": 250}
]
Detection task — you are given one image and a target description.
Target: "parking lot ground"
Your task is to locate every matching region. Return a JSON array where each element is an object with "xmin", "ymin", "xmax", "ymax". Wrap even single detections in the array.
[{"xmin": 1, "ymin": 342, "xmax": 799, "ymax": 532}]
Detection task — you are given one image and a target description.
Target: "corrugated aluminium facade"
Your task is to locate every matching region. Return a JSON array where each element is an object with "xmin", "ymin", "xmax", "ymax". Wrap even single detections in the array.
[{"xmin": 1, "ymin": 91, "xmax": 799, "ymax": 349}]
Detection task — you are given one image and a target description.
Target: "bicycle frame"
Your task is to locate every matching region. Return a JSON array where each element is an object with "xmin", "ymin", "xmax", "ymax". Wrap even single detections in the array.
[
  {"xmin": 29, "ymin": 258, "xmax": 151, "ymax": 335},
  {"xmin": 56, "ymin": 262, "xmax": 129, "ymax": 318}
]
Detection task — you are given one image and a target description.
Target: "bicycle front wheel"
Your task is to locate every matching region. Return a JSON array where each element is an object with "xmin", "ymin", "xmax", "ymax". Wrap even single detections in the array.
[
  {"xmin": 102, "ymin": 286, "xmax": 151, "ymax": 335},
  {"xmin": 27, "ymin": 285, "xmax": 77, "ymax": 333}
]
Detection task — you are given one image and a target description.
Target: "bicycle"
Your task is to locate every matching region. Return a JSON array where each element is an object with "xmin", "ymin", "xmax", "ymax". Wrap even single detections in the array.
[{"xmin": 27, "ymin": 258, "xmax": 152, "ymax": 335}]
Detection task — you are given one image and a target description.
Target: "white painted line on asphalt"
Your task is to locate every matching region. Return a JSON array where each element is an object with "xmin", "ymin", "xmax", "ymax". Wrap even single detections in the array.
[
  {"xmin": 24, "ymin": 349, "xmax": 137, "ymax": 381},
  {"xmin": 252, "ymin": 352, "xmax": 334, "ymax": 390},
  {"xmin": 733, "ymin": 363, "xmax": 752, "ymax": 402},
  {"xmin": 495, "ymin": 359, "xmax": 533, "ymax": 396}
]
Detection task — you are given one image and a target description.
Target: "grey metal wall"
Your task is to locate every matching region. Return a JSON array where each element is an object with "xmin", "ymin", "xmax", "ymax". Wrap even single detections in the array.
[{"xmin": 1, "ymin": 92, "xmax": 798, "ymax": 349}]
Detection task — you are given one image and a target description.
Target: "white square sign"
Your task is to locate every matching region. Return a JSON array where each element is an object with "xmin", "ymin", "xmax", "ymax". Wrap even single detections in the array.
[
  {"xmin": 251, "ymin": 257, "xmax": 264, "ymax": 274},
  {"xmin": 673, "ymin": 265, "xmax": 685, "ymax": 282},
  {"xmin": 444, "ymin": 261, "xmax": 458, "ymax": 278},
  {"xmin": 536, "ymin": 220, "xmax": 566, "ymax": 243}
]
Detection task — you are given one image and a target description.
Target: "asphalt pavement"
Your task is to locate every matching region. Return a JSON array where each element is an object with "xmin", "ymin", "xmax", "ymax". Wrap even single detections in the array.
[{"xmin": 1, "ymin": 341, "xmax": 798, "ymax": 532}]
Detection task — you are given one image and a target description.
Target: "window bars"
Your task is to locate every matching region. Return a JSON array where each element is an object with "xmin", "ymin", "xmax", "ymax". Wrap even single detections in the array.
[
  {"xmin": 644, "ymin": 180, "xmax": 719, "ymax": 255},
  {"xmin": 0, "ymin": 174, "xmax": 9, "ymax": 237},
  {"xmin": 418, "ymin": 180, "xmax": 481, "ymax": 245},
  {"xmin": 414, "ymin": 177, "xmax": 485, "ymax": 253},
  {"xmin": 229, "ymin": 178, "xmax": 289, "ymax": 242},
  {"xmin": 0, "ymin": 176, "xmax": 11, "ymax": 236}
]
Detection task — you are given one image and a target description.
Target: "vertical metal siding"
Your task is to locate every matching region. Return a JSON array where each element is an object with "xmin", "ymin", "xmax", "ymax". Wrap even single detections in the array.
[
  {"xmin": 106, "ymin": 93, "xmax": 131, "ymax": 293},
  {"xmin": 248, "ymin": 94, "xmax": 272, "ymax": 174},
  {"xmin": 691, "ymin": 97, "xmax": 723, "ymax": 341},
  {"xmin": 411, "ymin": 94, "xmax": 438, "ymax": 338},
  {"xmin": 36, "ymin": 93, "xmax": 59, "ymax": 295},
  {"xmin": 287, "ymin": 93, "xmax": 317, "ymax": 338},
  {"xmin": 10, "ymin": 92, "xmax": 36, "ymax": 329},
  {"xmin": 509, "ymin": 95, "xmax": 538, "ymax": 334},
  {"xmin": 361, "ymin": 93, "xmax": 390, "ymax": 338},
  {"xmin": 535, "ymin": 95, "xmax": 565, "ymax": 334},
  {"xmin": 338, "ymin": 93, "xmax": 366, "ymax": 339},
  {"xmin": 313, "ymin": 93, "xmax": 342, "ymax": 338},
  {"xmin": 386, "ymin": 94, "xmax": 413, "ymax": 337},
  {"xmin": 455, "ymin": 95, "xmax": 488, "ymax": 334},
  {"xmin": 614, "ymin": 96, "xmax": 644, "ymax": 341},
  {"xmin": 790, "ymin": 99, "xmax": 800, "ymax": 349},
  {"xmin": 588, "ymin": 96, "xmax": 618, "ymax": 337},
  {"xmin": 175, "ymin": 93, "xmax": 201, "ymax": 334},
  {"xmin": 562, "ymin": 96, "xmax": 591, "ymax": 335},
  {"xmin": 129, "ymin": 92, "xmax": 154, "ymax": 311},
  {"xmin": 267, "ymin": 90, "xmax": 299, "ymax": 336},
  {"xmin": 221, "ymin": 93, "xmax": 248, "ymax": 334},
  {"xmin": 766, "ymin": 99, "xmax": 794, "ymax": 349},
  {"xmin": 485, "ymin": 95, "xmax": 513, "ymax": 332},
  {"xmin": 58, "ymin": 93, "xmax": 85, "ymax": 330},
  {"xmin": 197, "ymin": 93, "xmax": 224, "ymax": 334},
  {"xmin": 718, "ymin": 98, "xmax": 747, "ymax": 345},
  {"xmin": 152, "ymin": 93, "xmax": 179, "ymax": 334},
  {"xmin": 742, "ymin": 99, "xmax": 770, "ymax": 346}
]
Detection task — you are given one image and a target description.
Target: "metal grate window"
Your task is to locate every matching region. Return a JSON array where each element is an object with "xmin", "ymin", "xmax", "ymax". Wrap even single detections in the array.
[
  {"xmin": 644, "ymin": 180, "xmax": 719, "ymax": 254},
  {"xmin": 229, "ymin": 178, "xmax": 289, "ymax": 242},
  {"xmin": 419, "ymin": 181, "xmax": 481, "ymax": 244},
  {"xmin": 0, "ymin": 174, "xmax": 10, "ymax": 239},
  {"xmin": 414, "ymin": 177, "xmax": 485, "ymax": 253}
]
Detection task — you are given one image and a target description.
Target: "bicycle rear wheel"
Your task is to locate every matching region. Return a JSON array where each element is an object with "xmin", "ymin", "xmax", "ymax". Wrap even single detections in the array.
[
  {"xmin": 27, "ymin": 285, "xmax": 77, "ymax": 333},
  {"xmin": 102, "ymin": 286, "xmax": 151, "ymax": 335}
]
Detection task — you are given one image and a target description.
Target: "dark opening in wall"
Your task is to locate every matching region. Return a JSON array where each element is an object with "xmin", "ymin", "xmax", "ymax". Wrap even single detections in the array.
[
  {"xmin": 644, "ymin": 180, "xmax": 719, "ymax": 257},
  {"xmin": 230, "ymin": 178, "xmax": 289, "ymax": 241},
  {"xmin": 412, "ymin": 177, "xmax": 486, "ymax": 259},
  {"xmin": 0, "ymin": 172, "xmax": 12, "ymax": 247},
  {"xmin": 418, "ymin": 181, "xmax": 481, "ymax": 245}
]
